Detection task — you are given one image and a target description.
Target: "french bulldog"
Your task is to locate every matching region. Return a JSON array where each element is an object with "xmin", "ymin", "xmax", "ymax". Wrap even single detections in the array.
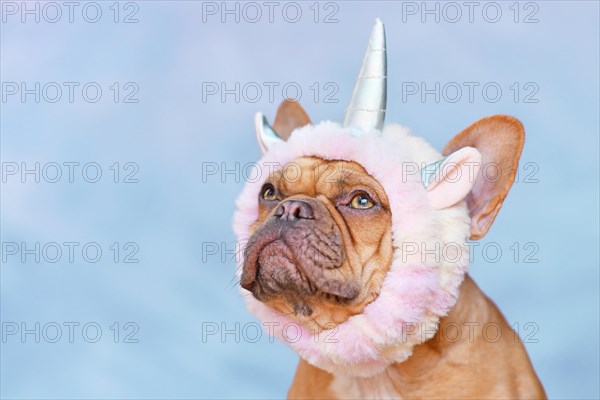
[{"xmin": 234, "ymin": 19, "xmax": 546, "ymax": 399}]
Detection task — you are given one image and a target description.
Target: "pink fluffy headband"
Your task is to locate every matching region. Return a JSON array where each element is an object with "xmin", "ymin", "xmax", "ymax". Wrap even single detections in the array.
[{"xmin": 233, "ymin": 19, "xmax": 482, "ymax": 377}]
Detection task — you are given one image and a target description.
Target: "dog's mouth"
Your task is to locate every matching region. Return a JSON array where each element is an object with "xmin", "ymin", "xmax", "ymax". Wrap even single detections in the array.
[{"xmin": 240, "ymin": 220, "xmax": 360, "ymax": 312}]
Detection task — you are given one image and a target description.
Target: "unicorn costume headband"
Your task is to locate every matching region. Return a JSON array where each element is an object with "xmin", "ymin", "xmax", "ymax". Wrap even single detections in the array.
[{"xmin": 234, "ymin": 19, "xmax": 482, "ymax": 377}]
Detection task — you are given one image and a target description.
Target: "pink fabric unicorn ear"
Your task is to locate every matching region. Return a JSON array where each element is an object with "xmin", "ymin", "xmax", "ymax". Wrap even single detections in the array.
[{"xmin": 422, "ymin": 147, "xmax": 482, "ymax": 209}]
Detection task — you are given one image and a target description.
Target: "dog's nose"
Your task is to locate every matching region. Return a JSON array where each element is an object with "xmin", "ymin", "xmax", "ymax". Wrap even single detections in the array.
[{"xmin": 274, "ymin": 200, "xmax": 314, "ymax": 221}]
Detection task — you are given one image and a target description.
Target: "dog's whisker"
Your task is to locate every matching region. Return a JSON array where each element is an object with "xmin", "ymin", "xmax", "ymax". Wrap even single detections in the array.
[{"xmin": 226, "ymin": 275, "xmax": 241, "ymax": 290}]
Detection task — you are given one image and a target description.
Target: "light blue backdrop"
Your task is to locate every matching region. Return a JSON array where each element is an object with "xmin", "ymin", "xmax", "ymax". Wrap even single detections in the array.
[{"xmin": 1, "ymin": 1, "xmax": 598, "ymax": 399}]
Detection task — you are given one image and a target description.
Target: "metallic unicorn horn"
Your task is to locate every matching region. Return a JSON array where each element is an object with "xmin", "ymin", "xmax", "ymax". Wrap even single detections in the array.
[
  {"xmin": 255, "ymin": 112, "xmax": 282, "ymax": 154},
  {"xmin": 343, "ymin": 18, "xmax": 387, "ymax": 135}
]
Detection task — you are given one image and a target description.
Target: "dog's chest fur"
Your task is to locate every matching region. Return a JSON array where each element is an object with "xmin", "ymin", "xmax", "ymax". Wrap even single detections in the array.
[{"xmin": 330, "ymin": 371, "xmax": 402, "ymax": 399}]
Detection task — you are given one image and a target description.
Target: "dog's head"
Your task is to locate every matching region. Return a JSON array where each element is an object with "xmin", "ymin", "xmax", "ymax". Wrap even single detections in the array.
[{"xmin": 233, "ymin": 20, "xmax": 524, "ymax": 375}]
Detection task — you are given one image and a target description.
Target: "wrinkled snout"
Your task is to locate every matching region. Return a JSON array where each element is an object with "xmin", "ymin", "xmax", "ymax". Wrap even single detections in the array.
[{"xmin": 240, "ymin": 197, "xmax": 358, "ymax": 304}]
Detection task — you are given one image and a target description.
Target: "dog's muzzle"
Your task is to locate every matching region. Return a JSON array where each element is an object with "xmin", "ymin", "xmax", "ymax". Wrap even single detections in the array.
[{"xmin": 240, "ymin": 198, "xmax": 358, "ymax": 305}]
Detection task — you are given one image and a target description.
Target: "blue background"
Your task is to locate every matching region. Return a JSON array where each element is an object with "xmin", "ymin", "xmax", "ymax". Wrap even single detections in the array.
[{"xmin": 1, "ymin": 1, "xmax": 598, "ymax": 399}]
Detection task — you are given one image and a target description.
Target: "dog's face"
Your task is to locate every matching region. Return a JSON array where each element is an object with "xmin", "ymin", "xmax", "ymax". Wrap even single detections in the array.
[{"xmin": 240, "ymin": 157, "xmax": 394, "ymax": 330}]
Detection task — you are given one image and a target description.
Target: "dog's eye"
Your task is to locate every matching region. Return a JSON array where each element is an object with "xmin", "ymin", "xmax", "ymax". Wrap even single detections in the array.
[
  {"xmin": 261, "ymin": 184, "xmax": 277, "ymax": 201},
  {"xmin": 349, "ymin": 193, "xmax": 374, "ymax": 209}
]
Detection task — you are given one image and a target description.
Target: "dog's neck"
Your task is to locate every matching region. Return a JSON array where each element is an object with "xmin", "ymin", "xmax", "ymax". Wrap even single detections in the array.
[{"xmin": 290, "ymin": 275, "xmax": 502, "ymax": 399}]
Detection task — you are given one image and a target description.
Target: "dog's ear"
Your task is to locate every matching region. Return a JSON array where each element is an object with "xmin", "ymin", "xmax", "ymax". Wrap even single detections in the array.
[
  {"xmin": 443, "ymin": 115, "xmax": 525, "ymax": 240},
  {"xmin": 273, "ymin": 99, "xmax": 311, "ymax": 140}
]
